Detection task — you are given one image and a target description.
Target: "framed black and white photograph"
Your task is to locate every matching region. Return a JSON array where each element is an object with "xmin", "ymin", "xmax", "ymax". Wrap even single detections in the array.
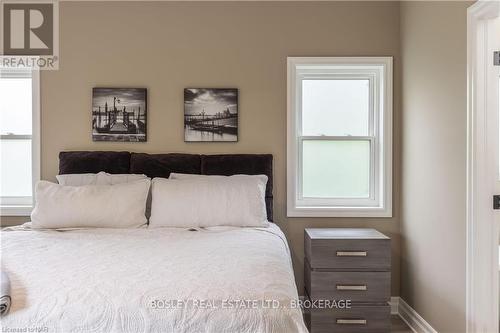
[
  {"xmin": 92, "ymin": 88, "xmax": 147, "ymax": 142},
  {"xmin": 184, "ymin": 88, "xmax": 238, "ymax": 142}
]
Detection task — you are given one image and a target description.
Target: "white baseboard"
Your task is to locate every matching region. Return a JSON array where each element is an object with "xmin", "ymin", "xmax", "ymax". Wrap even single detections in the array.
[
  {"xmin": 390, "ymin": 296, "xmax": 399, "ymax": 315},
  {"xmin": 391, "ymin": 297, "xmax": 438, "ymax": 333}
]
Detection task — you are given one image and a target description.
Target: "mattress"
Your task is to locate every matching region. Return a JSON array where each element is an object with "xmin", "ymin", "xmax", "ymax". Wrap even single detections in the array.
[{"xmin": 0, "ymin": 223, "xmax": 307, "ymax": 333}]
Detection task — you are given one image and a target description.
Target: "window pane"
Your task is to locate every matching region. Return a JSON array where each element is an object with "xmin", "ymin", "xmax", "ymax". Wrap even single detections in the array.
[
  {"xmin": 0, "ymin": 78, "xmax": 32, "ymax": 135},
  {"xmin": 302, "ymin": 140, "xmax": 370, "ymax": 198},
  {"xmin": 0, "ymin": 139, "xmax": 32, "ymax": 197},
  {"xmin": 302, "ymin": 79, "xmax": 369, "ymax": 136}
]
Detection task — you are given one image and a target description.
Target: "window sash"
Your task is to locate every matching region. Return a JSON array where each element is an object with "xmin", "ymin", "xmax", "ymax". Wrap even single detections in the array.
[
  {"xmin": 1, "ymin": 196, "xmax": 33, "ymax": 206},
  {"xmin": 0, "ymin": 135, "xmax": 32, "ymax": 140},
  {"xmin": 0, "ymin": 68, "xmax": 32, "ymax": 79},
  {"xmin": 297, "ymin": 73, "xmax": 377, "ymax": 138},
  {"xmin": 297, "ymin": 136, "xmax": 377, "ymax": 206}
]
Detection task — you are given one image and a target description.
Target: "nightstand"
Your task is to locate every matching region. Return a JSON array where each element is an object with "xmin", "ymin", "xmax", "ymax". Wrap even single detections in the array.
[{"xmin": 304, "ymin": 228, "xmax": 391, "ymax": 333}]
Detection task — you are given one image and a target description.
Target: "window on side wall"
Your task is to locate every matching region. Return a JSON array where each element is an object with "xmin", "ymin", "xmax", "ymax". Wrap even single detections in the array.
[
  {"xmin": 0, "ymin": 68, "xmax": 40, "ymax": 216},
  {"xmin": 287, "ymin": 57, "xmax": 393, "ymax": 217}
]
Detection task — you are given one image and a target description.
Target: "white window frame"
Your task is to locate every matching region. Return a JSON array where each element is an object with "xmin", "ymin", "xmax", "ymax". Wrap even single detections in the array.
[
  {"xmin": 0, "ymin": 66, "xmax": 41, "ymax": 216},
  {"xmin": 287, "ymin": 57, "xmax": 393, "ymax": 217}
]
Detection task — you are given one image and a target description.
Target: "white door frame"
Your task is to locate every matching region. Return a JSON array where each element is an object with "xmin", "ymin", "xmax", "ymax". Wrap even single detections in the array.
[{"xmin": 467, "ymin": 1, "xmax": 500, "ymax": 332}]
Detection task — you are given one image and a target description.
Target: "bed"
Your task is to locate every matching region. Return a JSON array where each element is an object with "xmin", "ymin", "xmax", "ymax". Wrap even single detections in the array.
[{"xmin": 0, "ymin": 152, "xmax": 307, "ymax": 333}]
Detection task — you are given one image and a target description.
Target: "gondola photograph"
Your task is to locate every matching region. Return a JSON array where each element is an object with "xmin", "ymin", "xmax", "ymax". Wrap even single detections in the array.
[
  {"xmin": 92, "ymin": 88, "xmax": 147, "ymax": 142},
  {"xmin": 184, "ymin": 88, "xmax": 238, "ymax": 142}
]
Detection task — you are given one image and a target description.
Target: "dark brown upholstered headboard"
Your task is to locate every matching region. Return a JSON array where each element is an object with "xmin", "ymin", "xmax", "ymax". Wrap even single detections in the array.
[{"xmin": 59, "ymin": 151, "xmax": 274, "ymax": 221}]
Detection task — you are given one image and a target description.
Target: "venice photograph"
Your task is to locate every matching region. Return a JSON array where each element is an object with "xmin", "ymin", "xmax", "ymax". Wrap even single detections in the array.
[
  {"xmin": 184, "ymin": 88, "xmax": 238, "ymax": 142},
  {"xmin": 92, "ymin": 88, "xmax": 147, "ymax": 142}
]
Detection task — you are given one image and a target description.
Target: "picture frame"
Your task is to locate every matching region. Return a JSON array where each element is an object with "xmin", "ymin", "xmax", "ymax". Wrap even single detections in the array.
[
  {"xmin": 184, "ymin": 88, "xmax": 238, "ymax": 142},
  {"xmin": 92, "ymin": 87, "xmax": 147, "ymax": 142}
]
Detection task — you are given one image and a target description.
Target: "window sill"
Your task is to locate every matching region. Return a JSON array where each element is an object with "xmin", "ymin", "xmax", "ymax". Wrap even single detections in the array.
[
  {"xmin": 287, "ymin": 206, "xmax": 392, "ymax": 218},
  {"xmin": 1, "ymin": 205, "xmax": 33, "ymax": 216}
]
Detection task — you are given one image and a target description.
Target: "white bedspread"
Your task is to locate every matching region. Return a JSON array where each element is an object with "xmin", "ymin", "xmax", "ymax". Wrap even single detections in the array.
[{"xmin": 0, "ymin": 223, "xmax": 307, "ymax": 333}]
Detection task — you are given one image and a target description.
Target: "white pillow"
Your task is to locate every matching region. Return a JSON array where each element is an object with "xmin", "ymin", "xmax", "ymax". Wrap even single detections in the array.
[
  {"xmin": 56, "ymin": 172, "xmax": 148, "ymax": 186},
  {"xmin": 96, "ymin": 173, "xmax": 149, "ymax": 185},
  {"xmin": 31, "ymin": 179, "xmax": 151, "ymax": 229},
  {"xmin": 149, "ymin": 176, "xmax": 269, "ymax": 228},
  {"xmin": 56, "ymin": 172, "xmax": 152, "ymax": 219},
  {"xmin": 55, "ymin": 173, "xmax": 98, "ymax": 186},
  {"xmin": 169, "ymin": 173, "xmax": 265, "ymax": 182}
]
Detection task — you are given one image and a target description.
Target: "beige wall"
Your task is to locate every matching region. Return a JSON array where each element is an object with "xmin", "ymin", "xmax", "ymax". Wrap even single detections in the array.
[
  {"xmin": 1, "ymin": 1, "xmax": 402, "ymax": 295},
  {"xmin": 400, "ymin": 2, "xmax": 469, "ymax": 332},
  {"xmin": 0, "ymin": 2, "xmax": 476, "ymax": 330}
]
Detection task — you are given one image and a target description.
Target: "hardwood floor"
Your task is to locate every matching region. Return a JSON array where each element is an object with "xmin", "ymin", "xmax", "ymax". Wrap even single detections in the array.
[{"xmin": 392, "ymin": 315, "xmax": 413, "ymax": 332}]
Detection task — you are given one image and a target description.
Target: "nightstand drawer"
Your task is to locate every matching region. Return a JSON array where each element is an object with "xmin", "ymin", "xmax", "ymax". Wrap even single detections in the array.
[
  {"xmin": 305, "ymin": 267, "xmax": 390, "ymax": 303},
  {"xmin": 305, "ymin": 233, "xmax": 390, "ymax": 271},
  {"xmin": 306, "ymin": 305, "xmax": 391, "ymax": 333}
]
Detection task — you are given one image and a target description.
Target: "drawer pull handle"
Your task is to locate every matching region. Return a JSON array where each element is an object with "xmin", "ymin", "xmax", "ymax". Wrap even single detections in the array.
[
  {"xmin": 336, "ymin": 284, "xmax": 367, "ymax": 291},
  {"xmin": 336, "ymin": 251, "xmax": 367, "ymax": 257},
  {"xmin": 336, "ymin": 319, "xmax": 367, "ymax": 325}
]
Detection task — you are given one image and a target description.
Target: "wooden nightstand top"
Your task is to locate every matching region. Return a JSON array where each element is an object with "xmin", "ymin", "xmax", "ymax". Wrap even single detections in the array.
[{"xmin": 305, "ymin": 228, "xmax": 390, "ymax": 240}]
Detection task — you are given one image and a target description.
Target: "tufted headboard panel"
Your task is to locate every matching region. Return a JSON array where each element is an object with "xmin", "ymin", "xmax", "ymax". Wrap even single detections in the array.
[{"xmin": 59, "ymin": 151, "xmax": 274, "ymax": 221}]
